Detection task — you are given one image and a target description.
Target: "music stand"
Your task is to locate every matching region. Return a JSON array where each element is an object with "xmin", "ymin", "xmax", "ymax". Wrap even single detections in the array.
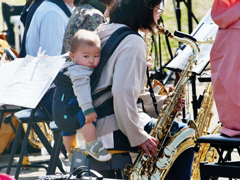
[
  {"xmin": 151, "ymin": 0, "xmax": 199, "ymax": 83},
  {"xmin": 150, "ymin": 17, "xmax": 174, "ymax": 84},
  {"xmin": 166, "ymin": 9, "xmax": 218, "ymax": 119},
  {"xmin": 173, "ymin": 0, "xmax": 199, "ymax": 33}
]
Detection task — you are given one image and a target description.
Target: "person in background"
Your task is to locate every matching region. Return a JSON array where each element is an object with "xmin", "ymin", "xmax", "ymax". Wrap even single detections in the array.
[
  {"xmin": 210, "ymin": 0, "xmax": 240, "ymax": 136},
  {"xmin": 60, "ymin": 0, "xmax": 115, "ymax": 160},
  {"xmin": 26, "ymin": 0, "xmax": 74, "ymax": 56},
  {"xmin": 19, "ymin": 0, "xmax": 44, "ymax": 58},
  {"xmin": 24, "ymin": 0, "xmax": 74, "ymax": 153},
  {"xmin": 61, "ymin": 0, "xmax": 114, "ymax": 54}
]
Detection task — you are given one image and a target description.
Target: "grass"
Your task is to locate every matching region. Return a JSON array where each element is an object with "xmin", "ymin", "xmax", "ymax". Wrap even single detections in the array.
[{"xmin": 153, "ymin": 0, "xmax": 214, "ymax": 67}]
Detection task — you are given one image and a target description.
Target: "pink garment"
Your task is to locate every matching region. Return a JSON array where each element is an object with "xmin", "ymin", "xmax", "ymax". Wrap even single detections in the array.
[
  {"xmin": 210, "ymin": 0, "xmax": 240, "ymax": 136},
  {"xmin": 0, "ymin": 173, "xmax": 16, "ymax": 180}
]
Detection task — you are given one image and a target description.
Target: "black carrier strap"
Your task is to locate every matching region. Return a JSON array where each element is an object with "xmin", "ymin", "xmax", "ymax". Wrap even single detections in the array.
[
  {"xmin": 91, "ymin": 27, "xmax": 140, "ymax": 94},
  {"xmin": 146, "ymin": 68, "xmax": 159, "ymax": 116},
  {"xmin": 91, "ymin": 27, "xmax": 141, "ymax": 117},
  {"xmin": 46, "ymin": 0, "xmax": 72, "ymax": 18}
]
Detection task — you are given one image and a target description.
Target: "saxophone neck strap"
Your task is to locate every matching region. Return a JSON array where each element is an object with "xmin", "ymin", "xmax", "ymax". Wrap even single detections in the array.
[
  {"xmin": 146, "ymin": 68, "xmax": 159, "ymax": 116},
  {"xmin": 81, "ymin": 0, "xmax": 106, "ymax": 15}
]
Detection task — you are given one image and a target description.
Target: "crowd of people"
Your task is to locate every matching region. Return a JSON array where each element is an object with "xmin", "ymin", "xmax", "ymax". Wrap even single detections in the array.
[{"xmin": 6, "ymin": 0, "xmax": 239, "ymax": 179}]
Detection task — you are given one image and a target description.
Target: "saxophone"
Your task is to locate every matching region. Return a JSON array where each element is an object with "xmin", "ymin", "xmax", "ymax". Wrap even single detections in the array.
[
  {"xmin": 191, "ymin": 83, "xmax": 221, "ymax": 180},
  {"xmin": 124, "ymin": 26, "xmax": 214, "ymax": 180},
  {"xmin": 143, "ymin": 32, "xmax": 168, "ymax": 96},
  {"xmin": 23, "ymin": 122, "xmax": 54, "ymax": 149}
]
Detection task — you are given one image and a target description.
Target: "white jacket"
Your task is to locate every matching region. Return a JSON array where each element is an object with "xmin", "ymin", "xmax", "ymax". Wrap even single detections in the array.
[{"xmin": 94, "ymin": 23, "xmax": 166, "ymax": 147}]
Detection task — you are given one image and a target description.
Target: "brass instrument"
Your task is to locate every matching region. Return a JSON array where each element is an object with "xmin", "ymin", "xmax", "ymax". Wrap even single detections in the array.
[
  {"xmin": 191, "ymin": 82, "xmax": 214, "ymax": 179},
  {"xmin": 143, "ymin": 32, "xmax": 168, "ymax": 96},
  {"xmin": 23, "ymin": 122, "xmax": 54, "ymax": 149},
  {"xmin": 195, "ymin": 82, "xmax": 214, "ymax": 137},
  {"xmin": 191, "ymin": 82, "xmax": 221, "ymax": 180},
  {"xmin": 143, "ymin": 32, "xmax": 152, "ymax": 61},
  {"xmin": 152, "ymin": 79, "xmax": 168, "ymax": 96},
  {"xmin": 191, "ymin": 123, "xmax": 221, "ymax": 180},
  {"xmin": 202, "ymin": 123, "xmax": 221, "ymax": 162},
  {"xmin": 124, "ymin": 26, "xmax": 214, "ymax": 180}
]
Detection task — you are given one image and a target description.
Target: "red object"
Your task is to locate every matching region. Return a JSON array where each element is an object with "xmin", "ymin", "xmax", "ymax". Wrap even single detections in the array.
[
  {"xmin": 210, "ymin": 0, "xmax": 240, "ymax": 136},
  {"xmin": 0, "ymin": 173, "xmax": 16, "ymax": 180}
]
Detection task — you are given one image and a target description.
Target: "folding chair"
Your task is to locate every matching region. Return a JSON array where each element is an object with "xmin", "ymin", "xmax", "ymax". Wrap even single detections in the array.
[
  {"xmin": 6, "ymin": 101, "xmax": 67, "ymax": 180},
  {"xmin": 197, "ymin": 133, "xmax": 240, "ymax": 179},
  {"xmin": 0, "ymin": 48, "xmax": 67, "ymax": 179}
]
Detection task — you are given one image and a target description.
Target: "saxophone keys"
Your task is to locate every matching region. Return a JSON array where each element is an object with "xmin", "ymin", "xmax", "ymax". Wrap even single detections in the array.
[
  {"xmin": 142, "ymin": 154, "xmax": 148, "ymax": 161},
  {"xmin": 161, "ymin": 104, "xmax": 167, "ymax": 110},
  {"xmin": 164, "ymin": 146, "xmax": 173, "ymax": 158},
  {"xmin": 158, "ymin": 130, "xmax": 163, "ymax": 139},
  {"xmin": 169, "ymin": 92, "xmax": 175, "ymax": 97}
]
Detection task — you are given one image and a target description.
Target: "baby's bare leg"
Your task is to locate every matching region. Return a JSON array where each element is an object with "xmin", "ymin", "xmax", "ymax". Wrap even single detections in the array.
[
  {"xmin": 81, "ymin": 123, "xmax": 97, "ymax": 142},
  {"xmin": 63, "ymin": 134, "xmax": 77, "ymax": 152}
]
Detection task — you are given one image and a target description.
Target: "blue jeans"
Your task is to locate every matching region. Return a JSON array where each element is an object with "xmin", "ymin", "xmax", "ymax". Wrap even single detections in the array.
[
  {"xmin": 61, "ymin": 97, "xmax": 96, "ymax": 136},
  {"xmin": 113, "ymin": 119, "xmax": 194, "ymax": 180}
]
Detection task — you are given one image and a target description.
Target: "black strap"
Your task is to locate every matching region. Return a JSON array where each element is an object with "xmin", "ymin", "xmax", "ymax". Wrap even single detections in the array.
[
  {"xmin": 80, "ymin": 0, "xmax": 106, "ymax": 15},
  {"xmin": 92, "ymin": 85, "xmax": 112, "ymax": 101},
  {"xmin": 46, "ymin": 0, "xmax": 72, "ymax": 18},
  {"xmin": 146, "ymin": 68, "xmax": 159, "ymax": 116},
  {"xmin": 137, "ymin": 98, "xmax": 147, "ymax": 114},
  {"xmin": 95, "ymin": 97, "xmax": 114, "ymax": 118},
  {"xmin": 90, "ymin": 27, "xmax": 140, "ymax": 92}
]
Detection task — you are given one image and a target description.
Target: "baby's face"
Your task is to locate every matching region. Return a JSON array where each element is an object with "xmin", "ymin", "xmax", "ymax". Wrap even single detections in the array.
[{"xmin": 71, "ymin": 44, "xmax": 100, "ymax": 68}]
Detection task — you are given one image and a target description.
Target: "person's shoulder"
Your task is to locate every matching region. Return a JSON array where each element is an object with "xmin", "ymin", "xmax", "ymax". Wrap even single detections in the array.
[
  {"xmin": 76, "ymin": 3, "xmax": 104, "ymax": 17},
  {"xmin": 123, "ymin": 32, "xmax": 144, "ymax": 48},
  {"xmin": 69, "ymin": 4, "xmax": 105, "ymax": 31},
  {"xmin": 115, "ymin": 30, "xmax": 145, "ymax": 57},
  {"xmin": 35, "ymin": 1, "xmax": 65, "ymax": 15}
]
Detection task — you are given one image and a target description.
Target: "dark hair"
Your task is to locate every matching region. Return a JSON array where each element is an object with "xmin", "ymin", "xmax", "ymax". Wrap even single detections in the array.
[
  {"xmin": 109, "ymin": 0, "xmax": 162, "ymax": 32},
  {"xmin": 74, "ymin": 0, "xmax": 114, "ymax": 7}
]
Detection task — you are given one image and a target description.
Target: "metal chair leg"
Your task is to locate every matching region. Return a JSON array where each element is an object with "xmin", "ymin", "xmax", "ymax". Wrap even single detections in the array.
[
  {"xmin": 6, "ymin": 123, "xmax": 22, "ymax": 174},
  {"xmin": 47, "ymin": 133, "xmax": 63, "ymax": 175},
  {"xmin": 14, "ymin": 120, "xmax": 32, "ymax": 180},
  {"xmin": 32, "ymin": 123, "xmax": 66, "ymax": 174}
]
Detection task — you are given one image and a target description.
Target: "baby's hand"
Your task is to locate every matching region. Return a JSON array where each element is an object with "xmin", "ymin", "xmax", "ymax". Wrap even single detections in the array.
[{"xmin": 85, "ymin": 112, "xmax": 98, "ymax": 123}]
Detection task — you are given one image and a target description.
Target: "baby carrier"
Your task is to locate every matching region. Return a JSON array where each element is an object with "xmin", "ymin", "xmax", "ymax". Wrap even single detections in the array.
[{"xmin": 53, "ymin": 27, "xmax": 140, "ymax": 132}]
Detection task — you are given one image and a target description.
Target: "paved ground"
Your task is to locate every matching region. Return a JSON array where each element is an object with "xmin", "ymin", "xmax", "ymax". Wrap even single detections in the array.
[
  {"xmin": 0, "ymin": 151, "xmax": 71, "ymax": 180},
  {"xmin": 0, "ymin": 71, "xmax": 240, "ymax": 180}
]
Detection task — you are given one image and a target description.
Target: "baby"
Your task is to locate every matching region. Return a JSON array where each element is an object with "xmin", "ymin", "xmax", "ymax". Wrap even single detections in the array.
[{"xmin": 61, "ymin": 29, "xmax": 111, "ymax": 162}]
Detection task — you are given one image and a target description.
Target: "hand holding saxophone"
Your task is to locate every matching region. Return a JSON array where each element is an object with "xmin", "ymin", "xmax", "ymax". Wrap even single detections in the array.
[{"xmin": 139, "ymin": 136, "xmax": 158, "ymax": 157}]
